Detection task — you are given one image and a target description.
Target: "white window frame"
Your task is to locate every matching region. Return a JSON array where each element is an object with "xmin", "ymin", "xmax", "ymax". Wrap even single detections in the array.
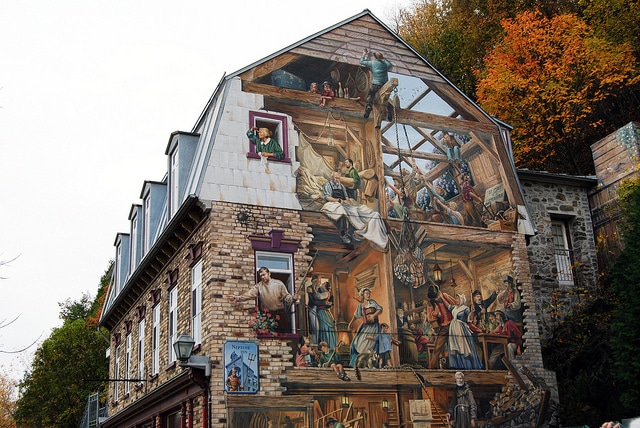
[
  {"xmin": 115, "ymin": 244, "xmax": 122, "ymax": 294},
  {"xmin": 130, "ymin": 214, "xmax": 138, "ymax": 272},
  {"xmin": 143, "ymin": 195, "xmax": 151, "ymax": 254},
  {"xmin": 255, "ymin": 251, "xmax": 296, "ymax": 333},
  {"xmin": 552, "ymin": 219, "xmax": 574, "ymax": 285},
  {"xmin": 152, "ymin": 305, "xmax": 160, "ymax": 374},
  {"xmin": 138, "ymin": 318, "xmax": 145, "ymax": 381},
  {"xmin": 191, "ymin": 259, "xmax": 203, "ymax": 345},
  {"xmin": 170, "ymin": 150, "xmax": 179, "ymax": 217},
  {"xmin": 124, "ymin": 333, "xmax": 131, "ymax": 394},
  {"xmin": 168, "ymin": 286, "xmax": 178, "ymax": 363},
  {"xmin": 113, "ymin": 343, "xmax": 121, "ymax": 402}
]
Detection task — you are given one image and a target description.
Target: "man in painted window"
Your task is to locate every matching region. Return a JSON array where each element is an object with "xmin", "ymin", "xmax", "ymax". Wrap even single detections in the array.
[
  {"xmin": 231, "ymin": 267, "xmax": 300, "ymax": 333},
  {"xmin": 247, "ymin": 127, "xmax": 284, "ymax": 160}
]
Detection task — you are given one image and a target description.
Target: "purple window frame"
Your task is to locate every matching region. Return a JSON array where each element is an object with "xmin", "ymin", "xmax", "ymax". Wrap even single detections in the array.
[{"xmin": 246, "ymin": 111, "xmax": 291, "ymax": 163}]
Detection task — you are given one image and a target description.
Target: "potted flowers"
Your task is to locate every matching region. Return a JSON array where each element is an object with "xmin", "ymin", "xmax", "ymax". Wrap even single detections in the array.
[{"xmin": 249, "ymin": 306, "xmax": 280, "ymax": 337}]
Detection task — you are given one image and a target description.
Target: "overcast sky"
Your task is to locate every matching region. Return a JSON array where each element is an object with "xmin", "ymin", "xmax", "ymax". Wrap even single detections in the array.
[{"xmin": 0, "ymin": 1, "xmax": 409, "ymax": 381}]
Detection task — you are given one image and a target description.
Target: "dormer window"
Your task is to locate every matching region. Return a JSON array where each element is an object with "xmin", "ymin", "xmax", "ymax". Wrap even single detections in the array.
[
  {"xmin": 169, "ymin": 149, "xmax": 180, "ymax": 216},
  {"xmin": 166, "ymin": 132, "xmax": 198, "ymax": 219},
  {"xmin": 143, "ymin": 195, "xmax": 151, "ymax": 253}
]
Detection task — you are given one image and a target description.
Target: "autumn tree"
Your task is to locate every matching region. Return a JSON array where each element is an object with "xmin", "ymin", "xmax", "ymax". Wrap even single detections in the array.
[
  {"xmin": 476, "ymin": 11, "xmax": 640, "ymax": 174},
  {"xmin": 397, "ymin": 0, "xmax": 581, "ymax": 98},
  {"xmin": 0, "ymin": 368, "xmax": 17, "ymax": 428}
]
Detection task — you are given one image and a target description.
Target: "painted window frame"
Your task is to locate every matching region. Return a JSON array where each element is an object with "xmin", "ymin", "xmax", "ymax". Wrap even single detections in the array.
[
  {"xmin": 246, "ymin": 111, "xmax": 291, "ymax": 163},
  {"xmin": 254, "ymin": 251, "xmax": 297, "ymax": 337}
]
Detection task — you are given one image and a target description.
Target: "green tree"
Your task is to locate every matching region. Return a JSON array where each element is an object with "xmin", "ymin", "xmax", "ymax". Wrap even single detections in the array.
[
  {"xmin": 607, "ymin": 175, "xmax": 640, "ymax": 411},
  {"xmin": 542, "ymin": 292, "xmax": 622, "ymax": 425},
  {"xmin": 58, "ymin": 292, "xmax": 93, "ymax": 323},
  {"xmin": 476, "ymin": 11, "xmax": 640, "ymax": 174},
  {"xmin": 579, "ymin": 0, "xmax": 640, "ymax": 58},
  {"xmin": 543, "ymin": 176, "xmax": 640, "ymax": 424},
  {"xmin": 14, "ymin": 264, "xmax": 111, "ymax": 428}
]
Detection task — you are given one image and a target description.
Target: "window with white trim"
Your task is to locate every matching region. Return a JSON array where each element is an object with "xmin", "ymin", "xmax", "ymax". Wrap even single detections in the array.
[
  {"xmin": 113, "ymin": 343, "xmax": 121, "ymax": 402},
  {"xmin": 191, "ymin": 259, "xmax": 203, "ymax": 345},
  {"xmin": 130, "ymin": 213, "xmax": 138, "ymax": 272},
  {"xmin": 143, "ymin": 195, "xmax": 151, "ymax": 253},
  {"xmin": 124, "ymin": 333, "xmax": 131, "ymax": 394},
  {"xmin": 247, "ymin": 111, "xmax": 290, "ymax": 162},
  {"xmin": 255, "ymin": 251, "xmax": 296, "ymax": 334},
  {"xmin": 168, "ymin": 286, "xmax": 178, "ymax": 363},
  {"xmin": 170, "ymin": 150, "xmax": 179, "ymax": 217},
  {"xmin": 115, "ymin": 244, "xmax": 122, "ymax": 294},
  {"xmin": 552, "ymin": 219, "xmax": 575, "ymax": 285},
  {"xmin": 152, "ymin": 305, "xmax": 160, "ymax": 375},
  {"xmin": 138, "ymin": 318, "xmax": 145, "ymax": 381}
]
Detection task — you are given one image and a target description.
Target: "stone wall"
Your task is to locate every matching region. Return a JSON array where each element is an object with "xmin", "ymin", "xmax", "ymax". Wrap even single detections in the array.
[
  {"xmin": 519, "ymin": 172, "xmax": 598, "ymax": 343},
  {"xmin": 510, "ymin": 232, "xmax": 559, "ymax": 402}
]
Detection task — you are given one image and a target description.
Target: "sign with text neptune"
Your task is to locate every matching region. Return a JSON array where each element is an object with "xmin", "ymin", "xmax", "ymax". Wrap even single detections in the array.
[{"xmin": 223, "ymin": 340, "xmax": 259, "ymax": 394}]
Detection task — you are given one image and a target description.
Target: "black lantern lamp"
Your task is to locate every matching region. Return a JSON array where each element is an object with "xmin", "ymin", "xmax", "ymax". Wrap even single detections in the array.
[{"xmin": 173, "ymin": 333, "xmax": 211, "ymax": 377}]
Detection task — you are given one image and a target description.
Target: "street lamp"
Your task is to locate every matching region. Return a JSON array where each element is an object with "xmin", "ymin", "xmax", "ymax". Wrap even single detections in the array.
[
  {"xmin": 173, "ymin": 333, "xmax": 212, "ymax": 428},
  {"xmin": 173, "ymin": 333, "xmax": 211, "ymax": 377}
]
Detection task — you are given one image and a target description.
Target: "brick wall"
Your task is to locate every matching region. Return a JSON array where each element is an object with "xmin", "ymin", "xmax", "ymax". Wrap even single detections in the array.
[{"xmin": 107, "ymin": 200, "xmax": 313, "ymax": 424}]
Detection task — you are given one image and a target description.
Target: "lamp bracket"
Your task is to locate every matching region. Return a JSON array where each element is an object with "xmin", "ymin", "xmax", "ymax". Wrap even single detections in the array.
[{"xmin": 179, "ymin": 355, "xmax": 212, "ymax": 377}]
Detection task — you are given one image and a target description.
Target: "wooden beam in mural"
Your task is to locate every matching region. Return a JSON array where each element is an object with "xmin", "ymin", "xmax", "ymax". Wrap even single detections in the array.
[
  {"xmin": 382, "ymin": 145, "xmax": 448, "ymax": 163},
  {"xmin": 282, "ymin": 367, "xmax": 509, "ymax": 389},
  {"xmin": 396, "ymin": 108, "xmax": 499, "ymax": 136},
  {"xmin": 421, "ymin": 223, "xmax": 514, "ymax": 247},
  {"xmin": 244, "ymin": 81, "xmax": 500, "ymax": 138},
  {"xmin": 240, "ymin": 53, "xmax": 301, "ymax": 81},
  {"xmin": 469, "ymin": 131, "xmax": 500, "ymax": 164}
]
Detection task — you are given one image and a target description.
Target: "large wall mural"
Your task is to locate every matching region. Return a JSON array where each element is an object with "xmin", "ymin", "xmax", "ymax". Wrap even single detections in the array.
[{"xmin": 234, "ymin": 19, "xmax": 542, "ymax": 425}]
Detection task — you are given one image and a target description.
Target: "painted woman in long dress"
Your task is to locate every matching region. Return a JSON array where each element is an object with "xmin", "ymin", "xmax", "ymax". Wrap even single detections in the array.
[
  {"xmin": 448, "ymin": 293, "xmax": 484, "ymax": 370},
  {"xmin": 314, "ymin": 281, "xmax": 338, "ymax": 349},
  {"xmin": 348, "ymin": 287, "xmax": 382, "ymax": 366}
]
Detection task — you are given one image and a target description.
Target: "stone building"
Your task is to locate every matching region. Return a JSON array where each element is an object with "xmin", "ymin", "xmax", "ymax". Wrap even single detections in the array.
[
  {"xmin": 96, "ymin": 10, "xmax": 557, "ymax": 428},
  {"xmin": 517, "ymin": 170, "xmax": 598, "ymax": 341}
]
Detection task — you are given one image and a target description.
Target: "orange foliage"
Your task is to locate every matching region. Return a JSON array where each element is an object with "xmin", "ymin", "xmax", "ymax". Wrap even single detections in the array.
[{"xmin": 476, "ymin": 11, "xmax": 640, "ymax": 174}]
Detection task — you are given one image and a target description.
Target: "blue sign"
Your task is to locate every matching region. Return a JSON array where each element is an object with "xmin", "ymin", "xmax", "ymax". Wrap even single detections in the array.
[{"xmin": 223, "ymin": 340, "xmax": 259, "ymax": 394}]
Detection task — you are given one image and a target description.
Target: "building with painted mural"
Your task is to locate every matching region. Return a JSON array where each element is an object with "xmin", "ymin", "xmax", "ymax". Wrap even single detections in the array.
[{"xmin": 97, "ymin": 10, "xmax": 558, "ymax": 428}]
